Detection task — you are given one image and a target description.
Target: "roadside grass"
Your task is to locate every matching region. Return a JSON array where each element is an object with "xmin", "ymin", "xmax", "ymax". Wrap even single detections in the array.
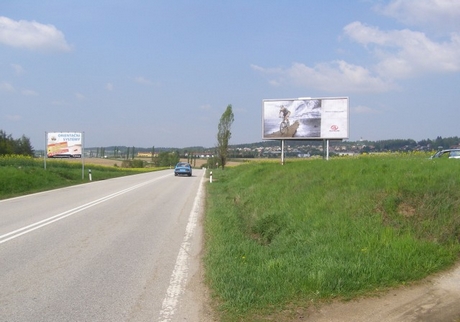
[
  {"xmin": 0, "ymin": 155, "xmax": 166, "ymax": 200},
  {"xmin": 204, "ymin": 155, "xmax": 460, "ymax": 321}
]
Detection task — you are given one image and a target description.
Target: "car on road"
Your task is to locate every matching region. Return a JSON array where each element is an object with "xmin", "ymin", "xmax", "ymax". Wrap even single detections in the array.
[
  {"xmin": 174, "ymin": 162, "xmax": 192, "ymax": 176},
  {"xmin": 430, "ymin": 149, "xmax": 460, "ymax": 159}
]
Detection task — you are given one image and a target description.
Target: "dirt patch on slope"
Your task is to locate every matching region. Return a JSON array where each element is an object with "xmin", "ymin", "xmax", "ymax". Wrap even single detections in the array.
[{"xmin": 297, "ymin": 263, "xmax": 460, "ymax": 322}]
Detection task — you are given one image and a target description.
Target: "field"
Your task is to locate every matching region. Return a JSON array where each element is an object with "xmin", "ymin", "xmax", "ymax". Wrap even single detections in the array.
[
  {"xmin": 204, "ymin": 154, "xmax": 460, "ymax": 321},
  {"xmin": 72, "ymin": 157, "xmax": 241, "ymax": 168},
  {"xmin": 65, "ymin": 157, "xmax": 123, "ymax": 167}
]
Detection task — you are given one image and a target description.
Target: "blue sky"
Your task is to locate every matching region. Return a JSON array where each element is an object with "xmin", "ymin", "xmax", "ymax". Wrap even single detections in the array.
[{"xmin": 1, "ymin": 0, "xmax": 460, "ymax": 149}]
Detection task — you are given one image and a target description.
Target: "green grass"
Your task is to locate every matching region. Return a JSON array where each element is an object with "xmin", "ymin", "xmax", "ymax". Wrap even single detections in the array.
[
  {"xmin": 0, "ymin": 155, "xmax": 165, "ymax": 199},
  {"xmin": 204, "ymin": 155, "xmax": 460, "ymax": 321}
]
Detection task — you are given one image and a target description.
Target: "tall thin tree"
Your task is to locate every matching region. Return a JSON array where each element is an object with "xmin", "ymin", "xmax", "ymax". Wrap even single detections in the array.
[{"xmin": 217, "ymin": 104, "xmax": 234, "ymax": 170}]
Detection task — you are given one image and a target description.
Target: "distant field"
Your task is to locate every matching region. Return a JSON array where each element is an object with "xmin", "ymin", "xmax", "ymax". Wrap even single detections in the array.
[
  {"xmin": 62, "ymin": 157, "xmax": 123, "ymax": 167},
  {"xmin": 64, "ymin": 156, "xmax": 261, "ymax": 168},
  {"xmin": 183, "ymin": 158, "xmax": 244, "ymax": 168}
]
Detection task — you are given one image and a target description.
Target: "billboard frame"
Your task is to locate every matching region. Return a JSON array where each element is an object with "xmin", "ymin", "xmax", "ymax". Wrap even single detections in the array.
[
  {"xmin": 262, "ymin": 97, "xmax": 349, "ymax": 164},
  {"xmin": 44, "ymin": 131, "xmax": 85, "ymax": 179},
  {"xmin": 262, "ymin": 97, "xmax": 349, "ymax": 141}
]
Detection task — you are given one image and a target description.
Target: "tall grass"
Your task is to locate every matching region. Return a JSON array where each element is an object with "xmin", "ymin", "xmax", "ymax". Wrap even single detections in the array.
[{"xmin": 204, "ymin": 155, "xmax": 460, "ymax": 320}]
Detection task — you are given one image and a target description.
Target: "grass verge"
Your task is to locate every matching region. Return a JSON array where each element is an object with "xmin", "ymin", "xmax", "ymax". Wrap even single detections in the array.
[
  {"xmin": 204, "ymin": 155, "xmax": 460, "ymax": 321},
  {"xmin": 0, "ymin": 155, "xmax": 165, "ymax": 200}
]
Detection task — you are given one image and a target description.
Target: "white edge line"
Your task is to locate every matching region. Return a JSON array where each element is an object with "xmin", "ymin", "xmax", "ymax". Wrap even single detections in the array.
[
  {"xmin": 0, "ymin": 173, "xmax": 171, "ymax": 245},
  {"xmin": 158, "ymin": 170, "xmax": 205, "ymax": 322}
]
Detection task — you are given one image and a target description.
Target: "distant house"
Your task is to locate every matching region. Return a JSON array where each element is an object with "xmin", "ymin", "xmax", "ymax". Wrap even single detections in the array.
[{"xmin": 137, "ymin": 152, "xmax": 154, "ymax": 157}]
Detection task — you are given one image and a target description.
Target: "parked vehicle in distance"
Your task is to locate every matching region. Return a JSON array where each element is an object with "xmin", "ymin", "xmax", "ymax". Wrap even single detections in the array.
[
  {"xmin": 430, "ymin": 149, "xmax": 460, "ymax": 159},
  {"xmin": 174, "ymin": 162, "xmax": 192, "ymax": 176}
]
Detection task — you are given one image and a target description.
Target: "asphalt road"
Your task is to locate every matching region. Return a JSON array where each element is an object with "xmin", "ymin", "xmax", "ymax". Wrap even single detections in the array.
[{"xmin": 0, "ymin": 169, "xmax": 207, "ymax": 322}]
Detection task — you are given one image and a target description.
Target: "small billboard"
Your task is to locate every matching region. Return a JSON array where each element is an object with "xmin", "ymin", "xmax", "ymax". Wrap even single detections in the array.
[
  {"xmin": 47, "ymin": 132, "xmax": 82, "ymax": 158},
  {"xmin": 262, "ymin": 97, "xmax": 349, "ymax": 140}
]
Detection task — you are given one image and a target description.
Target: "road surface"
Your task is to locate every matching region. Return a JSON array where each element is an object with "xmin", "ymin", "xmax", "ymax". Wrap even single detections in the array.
[{"xmin": 0, "ymin": 169, "xmax": 210, "ymax": 322}]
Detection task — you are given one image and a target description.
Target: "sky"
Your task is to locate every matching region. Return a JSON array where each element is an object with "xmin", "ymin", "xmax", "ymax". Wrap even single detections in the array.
[{"xmin": 1, "ymin": 0, "xmax": 460, "ymax": 150}]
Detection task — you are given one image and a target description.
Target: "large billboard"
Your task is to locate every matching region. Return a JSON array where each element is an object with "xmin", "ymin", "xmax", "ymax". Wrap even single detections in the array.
[
  {"xmin": 47, "ymin": 132, "xmax": 82, "ymax": 158},
  {"xmin": 262, "ymin": 97, "xmax": 349, "ymax": 140}
]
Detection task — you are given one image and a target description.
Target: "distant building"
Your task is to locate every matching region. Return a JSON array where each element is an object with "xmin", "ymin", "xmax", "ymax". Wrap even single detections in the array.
[{"xmin": 137, "ymin": 152, "xmax": 154, "ymax": 157}]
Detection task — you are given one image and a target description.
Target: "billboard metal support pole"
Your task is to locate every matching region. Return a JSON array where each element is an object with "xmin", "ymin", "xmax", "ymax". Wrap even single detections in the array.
[
  {"xmin": 326, "ymin": 139, "xmax": 330, "ymax": 160},
  {"xmin": 44, "ymin": 132, "xmax": 47, "ymax": 170},
  {"xmin": 82, "ymin": 131, "xmax": 85, "ymax": 180},
  {"xmin": 323, "ymin": 139, "xmax": 326, "ymax": 160},
  {"xmin": 281, "ymin": 140, "xmax": 285, "ymax": 165}
]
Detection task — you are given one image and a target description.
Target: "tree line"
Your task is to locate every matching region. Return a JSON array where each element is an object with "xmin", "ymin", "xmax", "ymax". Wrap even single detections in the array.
[
  {"xmin": 0, "ymin": 130, "xmax": 34, "ymax": 156},
  {"xmin": 3, "ymin": 124, "xmax": 457, "ymax": 162}
]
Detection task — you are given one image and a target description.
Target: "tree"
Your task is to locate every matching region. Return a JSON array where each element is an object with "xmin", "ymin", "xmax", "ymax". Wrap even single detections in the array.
[
  {"xmin": 0, "ymin": 130, "xmax": 14, "ymax": 155},
  {"xmin": 154, "ymin": 151, "xmax": 179, "ymax": 167},
  {"xmin": 14, "ymin": 135, "xmax": 34, "ymax": 156},
  {"xmin": 0, "ymin": 130, "xmax": 34, "ymax": 156},
  {"xmin": 217, "ymin": 104, "xmax": 234, "ymax": 170}
]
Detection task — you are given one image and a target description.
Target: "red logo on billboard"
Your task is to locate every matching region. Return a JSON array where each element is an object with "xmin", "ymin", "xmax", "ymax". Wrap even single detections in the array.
[{"xmin": 330, "ymin": 125, "xmax": 339, "ymax": 131}]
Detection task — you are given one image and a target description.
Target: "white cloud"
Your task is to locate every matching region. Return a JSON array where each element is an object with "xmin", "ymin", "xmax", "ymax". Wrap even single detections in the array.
[
  {"xmin": 21, "ymin": 89, "xmax": 38, "ymax": 96},
  {"xmin": 51, "ymin": 100, "xmax": 68, "ymax": 106},
  {"xmin": 251, "ymin": 61, "xmax": 396, "ymax": 93},
  {"xmin": 0, "ymin": 81, "xmax": 15, "ymax": 92},
  {"xmin": 134, "ymin": 76, "xmax": 154, "ymax": 85},
  {"xmin": 199, "ymin": 104, "xmax": 212, "ymax": 110},
  {"xmin": 344, "ymin": 21, "xmax": 460, "ymax": 78},
  {"xmin": 6, "ymin": 114, "xmax": 22, "ymax": 121},
  {"xmin": 75, "ymin": 92, "xmax": 85, "ymax": 100},
  {"xmin": 0, "ymin": 16, "xmax": 72, "ymax": 52},
  {"xmin": 252, "ymin": 1, "xmax": 460, "ymax": 93},
  {"xmin": 377, "ymin": 0, "xmax": 460, "ymax": 30},
  {"xmin": 11, "ymin": 63, "xmax": 25, "ymax": 75},
  {"xmin": 353, "ymin": 105, "xmax": 381, "ymax": 114}
]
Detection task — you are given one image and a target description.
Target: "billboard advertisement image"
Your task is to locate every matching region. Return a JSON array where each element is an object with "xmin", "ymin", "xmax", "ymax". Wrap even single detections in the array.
[
  {"xmin": 262, "ymin": 97, "xmax": 349, "ymax": 140},
  {"xmin": 47, "ymin": 132, "xmax": 82, "ymax": 158}
]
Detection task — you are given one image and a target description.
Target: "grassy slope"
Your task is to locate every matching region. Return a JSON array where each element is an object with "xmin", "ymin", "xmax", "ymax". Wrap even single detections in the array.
[{"xmin": 204, "ymin": 155, "xmax": 460, "ymax": 321}]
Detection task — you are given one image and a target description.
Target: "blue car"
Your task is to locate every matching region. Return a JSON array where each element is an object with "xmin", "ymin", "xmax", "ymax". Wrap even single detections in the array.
[{"xmin": 174, "ymin": 162, "xmax": 192, "ymax": 176}]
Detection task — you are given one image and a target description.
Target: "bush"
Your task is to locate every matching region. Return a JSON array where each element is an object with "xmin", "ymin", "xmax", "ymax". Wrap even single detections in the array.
[{"xmin": 121, "ymin": 159, "xmax": 145, "ymax": 168}]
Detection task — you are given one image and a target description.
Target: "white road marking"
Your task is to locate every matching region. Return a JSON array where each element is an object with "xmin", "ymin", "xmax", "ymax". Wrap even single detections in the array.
[
  {"xmin": 158, "ymin": 171, "xmax": 205, "ymax": 322},
  {"xmin": 0, "ymin": 174, "xmax": 171, "ymax": 245}
]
